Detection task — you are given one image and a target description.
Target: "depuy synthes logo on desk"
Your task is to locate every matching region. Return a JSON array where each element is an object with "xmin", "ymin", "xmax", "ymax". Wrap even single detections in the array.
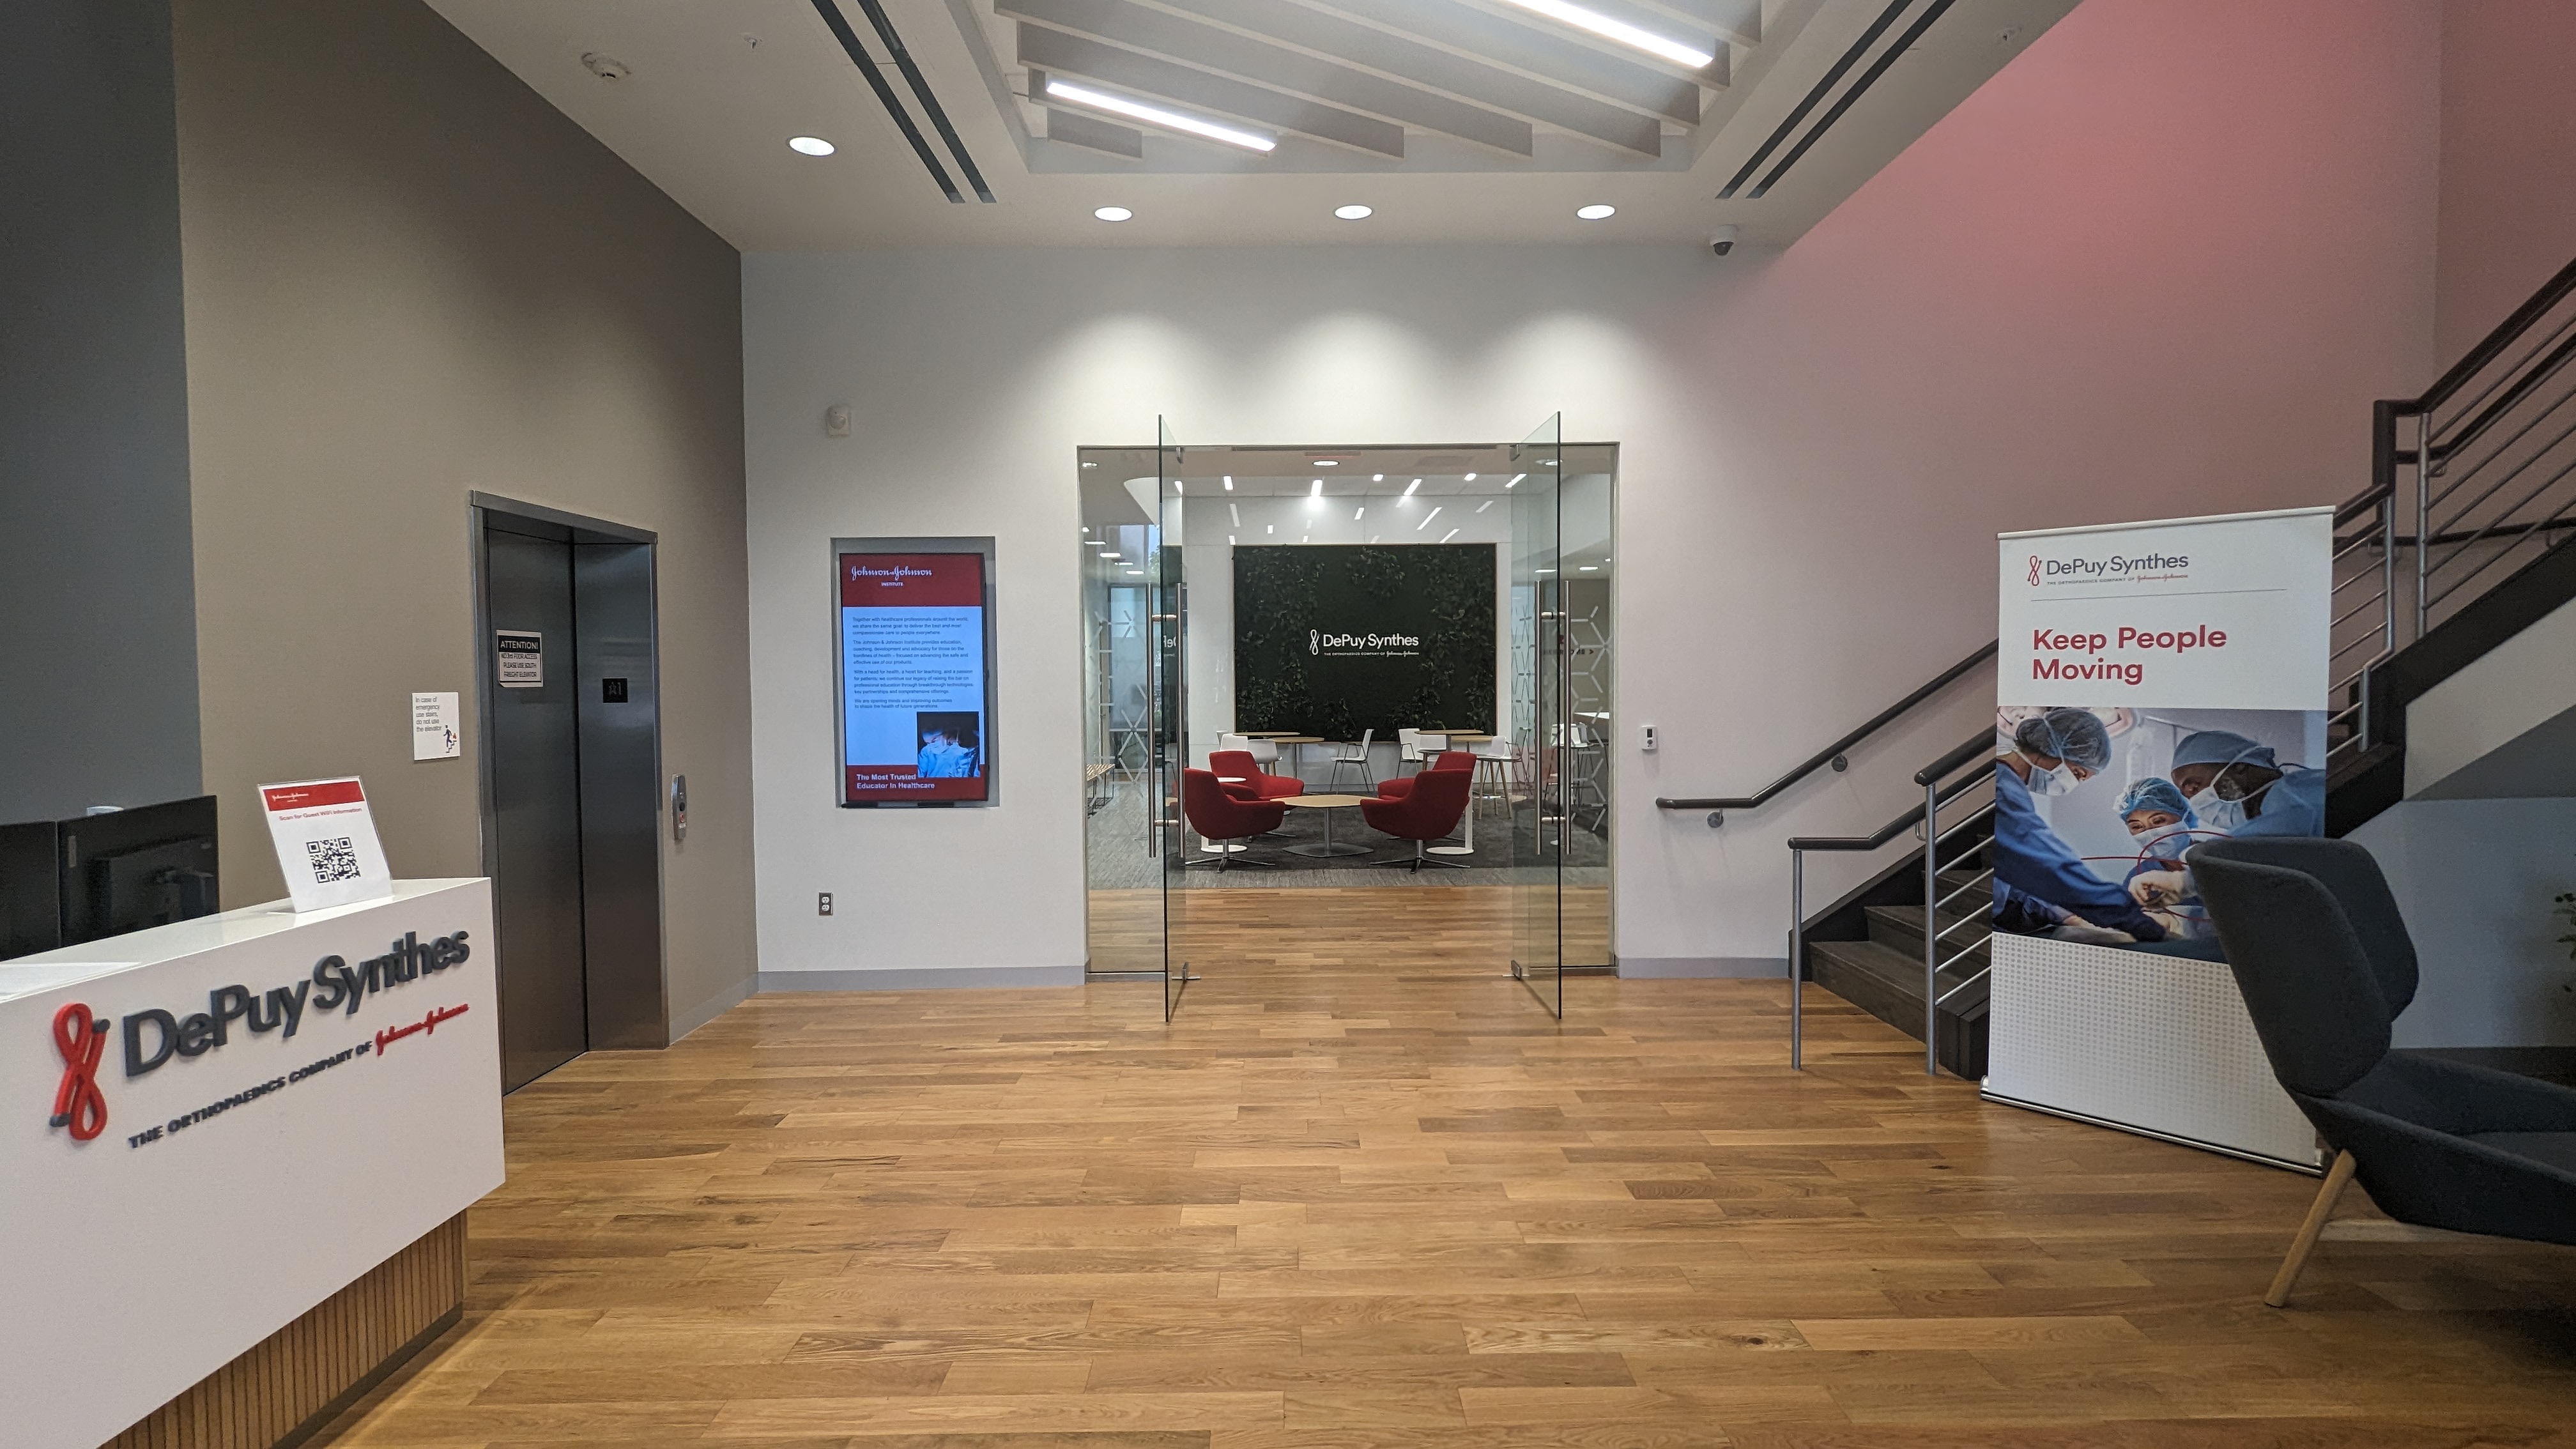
[{"xmin": 40, "ymin": 928, "xmax": 473, "ymax": 1149}]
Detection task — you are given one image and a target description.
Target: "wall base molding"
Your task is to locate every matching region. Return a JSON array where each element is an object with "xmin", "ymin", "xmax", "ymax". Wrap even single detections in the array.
[
  {"xmin": 758, "ymin": 964, "xmax": 1085, "ymax": 992},
  {"xmin": 1618, "ymin": 956, "xmax": 1788, "ymax": 979},
  {"xmin": 671, "ymin": 972, "xmax": 756, "ymax": 1041}
]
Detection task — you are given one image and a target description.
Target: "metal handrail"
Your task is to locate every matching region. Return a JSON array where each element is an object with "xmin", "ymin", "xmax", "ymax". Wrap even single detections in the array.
[
  {"xmin": 1787, "ymin": 732, "xmax": 1994, "ymax": 1072},
  {"xmin": 1659, "ymin": 641, "xmax": 1995, "ymax": 820},
  {"xmin": 1784, "ymin": 737, "xmax": 1992, "ymax": 852}
]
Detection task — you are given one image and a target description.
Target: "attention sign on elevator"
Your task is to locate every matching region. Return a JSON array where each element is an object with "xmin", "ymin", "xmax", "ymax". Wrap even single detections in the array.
[{"xmin": 494, "ymin": 631, "xmax": 542, "ymax": 688}]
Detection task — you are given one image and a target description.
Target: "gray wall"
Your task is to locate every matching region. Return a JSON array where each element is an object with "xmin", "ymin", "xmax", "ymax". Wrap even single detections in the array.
[
  {"xmin": 172, "ymin": 0, "xmax": 758, "ymax": 1034},
  {"xmin": 0, "ymin": 0, "xmax": 203, "ymax": 822}
]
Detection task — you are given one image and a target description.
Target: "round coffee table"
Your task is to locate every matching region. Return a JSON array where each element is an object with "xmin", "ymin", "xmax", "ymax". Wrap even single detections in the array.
[{"xmin": 1280, "ymin": 793, "xmax": 1370, "ymax": 857}]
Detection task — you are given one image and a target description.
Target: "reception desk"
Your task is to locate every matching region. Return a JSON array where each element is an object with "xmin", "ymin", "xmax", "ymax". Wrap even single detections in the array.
[{"xmin": 1, "ymin": 879, "xmax": 502, "ymax": 1449}]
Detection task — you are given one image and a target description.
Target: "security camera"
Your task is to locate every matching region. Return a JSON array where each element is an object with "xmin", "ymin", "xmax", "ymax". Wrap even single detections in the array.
[{"xmin": 1709, "ymin": 224, "xmax": 1741, "ymax": 257}]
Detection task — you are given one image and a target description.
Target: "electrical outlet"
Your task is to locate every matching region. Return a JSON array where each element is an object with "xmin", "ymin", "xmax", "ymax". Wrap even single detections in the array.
[{"xmin": 817, "ymin": 893, "xmax": 833, "ymax": 916}]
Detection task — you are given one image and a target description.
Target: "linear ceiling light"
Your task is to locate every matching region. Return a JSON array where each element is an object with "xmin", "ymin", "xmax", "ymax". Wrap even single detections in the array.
[
  {"xmin": 1507, "ymin": 473, "xmax": 1527, "ymax": 487},
  {"xmin": 1416, "ymin": 507, "xmax": 1441, "ymax": 530},
  {"xmin": 1222, "ymin": 475, "xmax": 1234, "ymax": 489},
  {"xmin": 1045, "ymin": 78, "xmax": 1276, "ymax": 152},
  {"xmin": 1442, "ymin": 528, "xmax": 1460, "ymax": 542},
  {"xmin": 1310, "ymin": 480, "xmax": 1322, "ymax": 496},
  {"xmin": 1496, "ymin": 0, "xmax": 1714, "ymax": 68},
  {"xmin": 1403, "ymin": 479, "xmax": 1421, "ymax": 496}
]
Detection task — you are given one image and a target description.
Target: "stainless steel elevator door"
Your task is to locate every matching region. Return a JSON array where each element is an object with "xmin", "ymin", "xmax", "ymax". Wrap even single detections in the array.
[
  {"xmin": 484, "ymin": 530, "xmax": 590, "ymax": 1090},
  {"xmin": 572, "ymin": 542, "xmax": 665, "ymax": 1048}
]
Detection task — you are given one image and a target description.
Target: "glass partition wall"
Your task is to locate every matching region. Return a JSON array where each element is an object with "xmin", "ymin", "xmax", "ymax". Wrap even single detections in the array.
[{"xmin": 1079, "ymin": 430, "xmax": 1613, "ymax": 1017}]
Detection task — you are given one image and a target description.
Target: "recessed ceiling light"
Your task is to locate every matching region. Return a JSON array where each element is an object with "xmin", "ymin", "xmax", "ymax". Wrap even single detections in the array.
[
  {"xmin": 1082, "ymin": 461, "xmax": 1098, "ymax": 468},
  {"xmin": 1372, "ymin": 473, "xmax": 1384, "ymax": 482},
  {"xmin": 1403, "ymin": 479, "xmax": 1421, "ymax": 496},
  {"xmin": 1223, "ymin": 475, "xmax": 1234, "ymax": 489},
  {"xmin": 1578, "ymin": 564, "xmax": 1599, "ymax": 571},
  {"xmin": 1125, "ymin": 569, "xmax": 1144, "ymax": 576},
  {"xmin": 1316, "ymin": 459, "xmax": 1338, "ymax": 466},
  {"xmin": 1229, "ymin": 503, "xmax": 1240, "ymax": 525},
  {"xmin": 1174, "ymin": 480, "xmax": 1184, "ymax": 493},
  {"xmin": 1496, "ymin": 0, "xmax": 1714, "ymax": 68},
  {"xmin": 1229, "ymin": 534, "xmax": 1237, "ymax": 544},
  {"xmin": 1463, "ymin": 471, "xmax": 1477, "ymax": 481},
  {"xmin": 1093, "ymin": 205, "xmax": 1133, "ymax": 222},
  {"xmin": 1577, "ymin": 204, "xmax": 1616, "ymax": 220},
  {"xmin": 1047, "ymin": 78, "xmax": 1276, "ymax": 152},
  {"xmin": 1335, "ymin": 204, "xmax": 1373, "ymax": 220},
  {"xmin": 1310, "ymin": 480, "xmax": 1322, "ymax": 496},
  {"xmin": 788, "ymin": 135, "xmax": 836, "ymax": 156},
  {"xmin": 1354, "ymin": 506, "xmax": 1365, "ymax": 519},
  {"xmin": 1101, "ymin": 553, "xmax": 1121, "ymax": 560}
]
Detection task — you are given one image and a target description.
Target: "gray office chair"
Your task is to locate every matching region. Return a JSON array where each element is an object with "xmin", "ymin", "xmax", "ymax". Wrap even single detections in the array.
[
  {"xmin": 2191, "ymin": 837, "xmax": 2576, "ymax": 1306},
  {"xmin": 1324, "ymin": 729, "xmax": 1374, "ymax": 792}
]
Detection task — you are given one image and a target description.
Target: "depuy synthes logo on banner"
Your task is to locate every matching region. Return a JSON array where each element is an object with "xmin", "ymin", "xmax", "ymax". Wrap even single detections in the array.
[
  {"xmin": 2025, "ymin": 549, "xmax": 2191, "ymax": 587},
  {"xmin": 41, "ymin": 928, "xmax": 474, "ymax": 1149}
]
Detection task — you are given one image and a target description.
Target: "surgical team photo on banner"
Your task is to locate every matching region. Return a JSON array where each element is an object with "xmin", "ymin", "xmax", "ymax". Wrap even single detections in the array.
[{"xmin": 1982, "ymin": 505, "xmax": 2337, "ymax": 1169}]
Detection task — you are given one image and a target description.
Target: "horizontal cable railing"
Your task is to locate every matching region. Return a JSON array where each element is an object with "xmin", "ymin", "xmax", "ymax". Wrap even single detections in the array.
[
  {"xmin": 2339, "ymin": 251, "xmax": 2576, "ymax": 767},
  {"xmin": 1659, "ymin": 641, "xmax": 1995, "ymax": 823},
  {"xmin": 1787, "ymin": 730, "xmax": 1991, "ymax": 1072}
]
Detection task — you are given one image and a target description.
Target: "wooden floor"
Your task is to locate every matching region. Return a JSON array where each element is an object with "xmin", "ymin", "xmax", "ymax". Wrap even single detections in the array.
[{"xmin": 313, "ymin": 887, "xmax": 2576, "ymax": 1448}]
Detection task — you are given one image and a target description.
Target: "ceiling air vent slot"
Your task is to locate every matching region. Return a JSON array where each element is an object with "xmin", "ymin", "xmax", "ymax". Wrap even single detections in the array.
[
  {"xmin": 1717, "ymin": 0, "xmax": 1958, "ymax": 201},
  {"xmin": 809, "ymin": 0, "xmax": 996, "ymax": 202}
]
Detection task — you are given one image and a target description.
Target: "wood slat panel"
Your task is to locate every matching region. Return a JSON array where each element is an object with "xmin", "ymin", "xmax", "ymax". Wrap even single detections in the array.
[{"xmin": 103, "ymin": 1213, "xmax": 464, "ymax": 1449}]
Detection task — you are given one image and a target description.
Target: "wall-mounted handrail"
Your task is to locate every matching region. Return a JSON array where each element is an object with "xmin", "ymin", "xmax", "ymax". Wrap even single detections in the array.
[{"xmin": 1658, "ymin": 641, "xmax": 1995, "ymax": 820}]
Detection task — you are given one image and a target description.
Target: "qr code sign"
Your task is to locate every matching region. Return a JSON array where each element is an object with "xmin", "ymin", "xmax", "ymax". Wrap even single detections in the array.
[{"xmin": 306, "ymin": 835, "xmax": 361, "ymax": 884}]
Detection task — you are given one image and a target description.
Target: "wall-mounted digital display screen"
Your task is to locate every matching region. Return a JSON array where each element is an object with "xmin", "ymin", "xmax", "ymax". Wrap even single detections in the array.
[{"xmin": 835, "ymin": 546, "xmax": 995, "ymax": 806}]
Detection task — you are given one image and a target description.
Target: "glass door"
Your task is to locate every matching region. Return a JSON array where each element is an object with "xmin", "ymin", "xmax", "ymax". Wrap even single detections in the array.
[
  {"xmin": 1508, "ymin": 414, "xmax": 1565, "ymax": 1015},
  {"xmin": 1153, "ymin": 418, "xmax": 1195, "ymax": 1019}
]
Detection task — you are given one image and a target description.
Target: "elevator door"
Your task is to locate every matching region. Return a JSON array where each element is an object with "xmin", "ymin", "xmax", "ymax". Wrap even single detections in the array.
[{"xmin": 485, "ymin": 530, "xmax": 590, "ymax": 1089}]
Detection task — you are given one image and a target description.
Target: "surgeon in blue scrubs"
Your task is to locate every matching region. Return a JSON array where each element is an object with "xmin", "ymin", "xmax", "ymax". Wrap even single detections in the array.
[
  {"xmin": 1992, "ymin": 707, "xmax": 2166, "ymax": 942},
  {"xmin": 2167, "ymin": 728, "xmax": 2323, "ymax": 839}
]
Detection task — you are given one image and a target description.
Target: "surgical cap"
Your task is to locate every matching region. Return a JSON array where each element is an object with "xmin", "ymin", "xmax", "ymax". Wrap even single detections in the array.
[
  {"xmin": 2172, "ymin": 729, "xmax": 2276, "ymax": 772},
  {"xmin": 2118, "ymin": 776, "xmax": 2191, "ymax": 820},
  {"xmin": 2012, "ymin": 707, "xmax": 2111, "ymax": 771}
]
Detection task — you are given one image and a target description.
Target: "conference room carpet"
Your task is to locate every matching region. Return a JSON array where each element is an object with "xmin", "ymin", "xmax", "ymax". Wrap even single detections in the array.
[{"xmin": 309, "ymin": 888, "xmax": 2576, "ymax": 1449}]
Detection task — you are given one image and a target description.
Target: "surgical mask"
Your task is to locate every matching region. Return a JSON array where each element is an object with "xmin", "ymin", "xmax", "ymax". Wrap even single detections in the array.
[
  {"xmin": 2187, "ymin": 763, "xmax": 2270, "ymax": 832},
  {"xmin": 2129, "ymin": 823, "xmax": 2181, "ymax": 845},
  {"xmin": 2019, "ymin": 751, "xmax": 2079, "ymax": 797},
  {"xmin": 2187, "ymin": 789, "xmax": 2245, "ymax": 832}
]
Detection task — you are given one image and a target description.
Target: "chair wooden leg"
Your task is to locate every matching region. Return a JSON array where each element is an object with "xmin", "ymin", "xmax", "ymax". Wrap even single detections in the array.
[{"xmin": 2265, "ymin": 1149, "xmax": 2358, "ymax": 1308}]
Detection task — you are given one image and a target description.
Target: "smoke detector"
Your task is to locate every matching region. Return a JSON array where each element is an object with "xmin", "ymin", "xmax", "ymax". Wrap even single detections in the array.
[{"xmin": 581, "ymin": 52, "xmax": 631, "ymax": 81}]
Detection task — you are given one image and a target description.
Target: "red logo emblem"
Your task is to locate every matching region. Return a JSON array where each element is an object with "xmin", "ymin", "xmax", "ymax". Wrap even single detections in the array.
[
  {"xmin": 49, "ymin": 1002, "xmax": 109, "ymax": 1142},
  {"xmin": 2026, "ymin": 555, "xmax": 2043, "ymax": 586}
]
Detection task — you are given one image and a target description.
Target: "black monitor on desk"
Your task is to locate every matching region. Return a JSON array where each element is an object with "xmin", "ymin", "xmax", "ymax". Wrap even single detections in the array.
[
  {"xmin": 15, "ymin": 796, "xmax": 222, "ymax": 956},
  {"xmin": 0, "ymin": 820, "xmax": 61, "ymax": 961}
]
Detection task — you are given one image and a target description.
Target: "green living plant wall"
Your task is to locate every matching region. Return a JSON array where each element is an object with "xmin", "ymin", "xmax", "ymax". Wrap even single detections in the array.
[{"xmin": 1234, "ymin": 544, "xmax": 1497, "ymax": 742}]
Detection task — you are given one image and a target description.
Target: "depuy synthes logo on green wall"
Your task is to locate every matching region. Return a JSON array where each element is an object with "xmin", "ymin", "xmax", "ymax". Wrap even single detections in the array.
[{"xmin": 1238, "ymin": 544, "xmax": 1494, "ymax": 740}]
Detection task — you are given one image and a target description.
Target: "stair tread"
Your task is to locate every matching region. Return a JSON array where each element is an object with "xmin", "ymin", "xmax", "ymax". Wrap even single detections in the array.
[{"xmin": 1810, "ymin": 938, "xmax": 1984, "ymax": 999}]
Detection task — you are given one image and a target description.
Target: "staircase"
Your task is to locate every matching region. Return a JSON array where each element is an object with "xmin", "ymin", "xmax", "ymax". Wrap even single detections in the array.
[{"xmin": 1807, "ymin": 870, "xmax": 1991, "ymax": 1077}]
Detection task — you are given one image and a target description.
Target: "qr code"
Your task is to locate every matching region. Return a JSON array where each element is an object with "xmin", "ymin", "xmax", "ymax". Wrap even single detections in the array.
[{"xmin": 305, "ymin": 836, "xmax": 361, "ymax": 884}]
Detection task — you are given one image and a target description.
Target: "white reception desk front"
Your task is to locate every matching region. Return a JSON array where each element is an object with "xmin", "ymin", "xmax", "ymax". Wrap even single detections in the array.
[{"xmin": 1, "ymin": 878, "xmax": 503, "ymax": 1449}]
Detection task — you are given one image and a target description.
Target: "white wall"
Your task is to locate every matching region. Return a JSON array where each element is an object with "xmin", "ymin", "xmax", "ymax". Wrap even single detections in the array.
[
  {"xmin": 2354, "ymin": 797, "xmax": 2576, "ymax": 1049},
  {"xmin": 742, "ymin": 0, "xmax": 2441, "ymax": 981}
]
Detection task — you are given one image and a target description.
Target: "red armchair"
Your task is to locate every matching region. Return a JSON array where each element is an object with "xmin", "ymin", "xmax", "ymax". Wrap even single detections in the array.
[
  {"xmin": 1182, "ymin": 768, "xmax": 1285, "ymax": 870},
  {"xmin": 1208, "ymin": 749, "xmax": 1303, "ymax": 801},
  {"xmin": 1360, "ymin": 767, "xmax": 1473, "ymax": 870},
  {"xmin": 1376, "ymin": 751, "xmax": 1475, "ymax": 800}
]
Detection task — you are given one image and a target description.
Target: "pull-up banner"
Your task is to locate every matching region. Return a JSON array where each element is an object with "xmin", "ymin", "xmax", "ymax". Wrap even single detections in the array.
[
  {"xmin": 835, "ymin": 546, "xmax": 997, "ymax": 806},
  {"xmin": 1984, "ymin": 505, "xmax": 2333, "ymax": 1170}
]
